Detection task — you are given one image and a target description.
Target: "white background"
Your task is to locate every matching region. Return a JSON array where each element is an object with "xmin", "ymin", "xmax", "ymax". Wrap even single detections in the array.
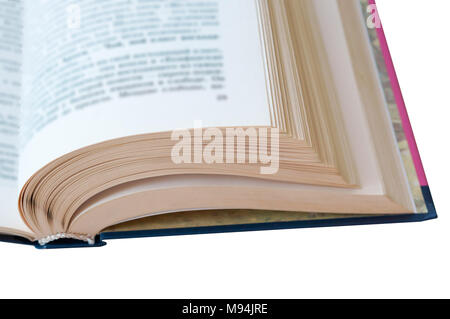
[{"xmin": 1, "ymin": 0, "xmax": 450, "ymax": 298}]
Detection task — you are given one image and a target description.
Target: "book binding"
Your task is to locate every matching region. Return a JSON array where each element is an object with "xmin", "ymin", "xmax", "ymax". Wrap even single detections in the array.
[{"xmin": 38, "ymin": 233, "xmax": 95, "ymax": 246}]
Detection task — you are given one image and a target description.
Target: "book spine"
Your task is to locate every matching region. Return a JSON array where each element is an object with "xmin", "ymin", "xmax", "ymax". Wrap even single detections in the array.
[{"xmin": 38, "ymin": 233, "xmax": 95, "ymax": 246}]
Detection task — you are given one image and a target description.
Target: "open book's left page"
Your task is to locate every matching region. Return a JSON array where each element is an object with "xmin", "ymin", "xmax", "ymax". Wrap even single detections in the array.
[
  {"xmin": 18, "ymin": 0, "xmax": 271, "ymax": 188},
  {"xmin": 3, "ymin": 0, "xmax": 271, "ymax": 237},
  {"xmin": 0, "ymin": 0, "xmax": 30, "ymax": 234}
]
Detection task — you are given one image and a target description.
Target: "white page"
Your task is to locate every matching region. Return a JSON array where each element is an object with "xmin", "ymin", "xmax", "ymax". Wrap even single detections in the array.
[
  {"xmin": 19, "ymin": 0, "xmax": 271, "ymax": 188},
  {"xmin": 0, "ymin": 0, "xmax": 29, "ymax": 232}
]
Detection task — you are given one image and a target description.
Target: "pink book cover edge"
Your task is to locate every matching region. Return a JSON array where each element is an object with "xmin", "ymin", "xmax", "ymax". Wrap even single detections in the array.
[{"xmin": 369, "ymin": 0, "xmax": 428, "ymax": 186}]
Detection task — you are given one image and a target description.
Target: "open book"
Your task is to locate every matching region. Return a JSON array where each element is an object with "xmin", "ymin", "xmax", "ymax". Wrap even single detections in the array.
[{"xmin": 0, "ymin": 0, "xmax": 436, "ymax": 248}]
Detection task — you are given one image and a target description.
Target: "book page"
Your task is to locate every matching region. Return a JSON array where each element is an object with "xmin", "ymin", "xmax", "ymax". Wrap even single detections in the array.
[
  {"xmin": 0, "ymin": 0, "xmax": 29, "ymax": 232},
  {"xmin": 18, "ymin": 0, "xmax": 271, "ymax": 187}
]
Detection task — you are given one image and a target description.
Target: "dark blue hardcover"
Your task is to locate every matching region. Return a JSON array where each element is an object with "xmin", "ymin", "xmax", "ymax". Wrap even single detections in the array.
[
  {"xmin": 0, "ymin": 234, "xmax": 34, "ymax": 246},
  {"xmin": 33, "ymin": 186, "xmax": 436, "ymax": 249}
]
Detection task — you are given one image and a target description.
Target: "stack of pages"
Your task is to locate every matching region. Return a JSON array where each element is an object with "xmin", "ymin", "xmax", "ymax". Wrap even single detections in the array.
[{"xmin": 0, "ymin": 0, "xmax": 436, "ymax": 248}]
